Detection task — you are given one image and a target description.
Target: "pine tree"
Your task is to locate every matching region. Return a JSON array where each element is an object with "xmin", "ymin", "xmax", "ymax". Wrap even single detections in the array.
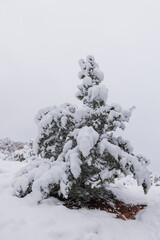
[
  {"xmin": 13, "ymin": 56, "xmax": 151, "ymax": 205},
  {"xmin": 60, "ymin": 56, "xmax": 150, "ymax": 204}
]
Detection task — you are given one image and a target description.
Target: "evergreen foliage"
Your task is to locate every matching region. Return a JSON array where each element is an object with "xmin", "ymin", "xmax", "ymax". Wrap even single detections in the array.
[{"xmin": 13, "ymin": 56, "xmax": 151, "ymax": 204}]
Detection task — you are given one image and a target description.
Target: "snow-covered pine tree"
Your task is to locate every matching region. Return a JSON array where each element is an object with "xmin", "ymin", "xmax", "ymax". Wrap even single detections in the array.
[
  {"xmin": 13, "ymin": 56, "xmax": 151, "ymax": 206},
  {"xmin": 60, "ymin": 55, "xmax": 151, "ymax": 205}
]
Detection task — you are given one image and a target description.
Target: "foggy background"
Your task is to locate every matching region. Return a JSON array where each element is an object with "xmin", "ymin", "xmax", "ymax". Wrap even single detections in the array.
[{"xmin": 0, "ymin": 0, "xmax": 160, "ymax": 174}]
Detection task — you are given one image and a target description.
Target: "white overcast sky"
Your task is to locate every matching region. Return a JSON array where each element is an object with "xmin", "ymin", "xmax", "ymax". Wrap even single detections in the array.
[{"xmin": 0, "ymin": 0, "xmax": 160, "ymax": 174}]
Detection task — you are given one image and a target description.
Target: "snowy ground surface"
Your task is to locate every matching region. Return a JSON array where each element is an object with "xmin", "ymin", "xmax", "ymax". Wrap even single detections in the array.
[{"xmin": 0, "ymin": 159, "xmax": 160, "ymax": 240}]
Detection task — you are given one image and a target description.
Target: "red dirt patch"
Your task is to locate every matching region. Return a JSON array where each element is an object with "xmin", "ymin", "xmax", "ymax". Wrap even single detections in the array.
[{"xmin": 64, "ymin": 200, "xmax": 147, "ymax": 220}]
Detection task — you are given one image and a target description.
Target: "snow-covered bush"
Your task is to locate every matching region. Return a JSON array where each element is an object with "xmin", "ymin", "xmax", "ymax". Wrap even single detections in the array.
[
  {"xmin": 0, "ymin": 138, "xmax": 26, "ymax": 155},
  {"xmin": 13, "ymin": 56, "xmax": 151, "ymax": 204},
  {"xmin": 13, "ymin": 140, "xmax": 36, "ymax": 162},
  {"xmin": 0, "ymin": 138, "xmax": 29, "ymax": 161},
  {"xmin": 0, "ymin": 138, "xmax": 36, "ymax": 162}
]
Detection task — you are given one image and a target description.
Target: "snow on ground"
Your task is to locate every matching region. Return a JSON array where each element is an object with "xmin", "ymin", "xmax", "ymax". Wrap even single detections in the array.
[{"xmin": 0, "ymin": 159, "xmax": 160, "ymax": 240}]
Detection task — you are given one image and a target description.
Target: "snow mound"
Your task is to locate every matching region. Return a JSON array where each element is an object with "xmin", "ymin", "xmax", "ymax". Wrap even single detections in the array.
[{"xmin": 0, "ymin": 160, "xmax": 160, "ymax": 240}]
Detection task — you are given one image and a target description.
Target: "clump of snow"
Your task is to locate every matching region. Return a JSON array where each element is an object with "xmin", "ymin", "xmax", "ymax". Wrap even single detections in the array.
[
  {"xmin": 63, "ymin": 140, "xmax": 73, "ymax": 153},
  {"xmin": 77, "ymin": 126, "xmax": 99, "ymax": 157},
  {"xmin": 32, "ymin": 161, "xmax": 67, "ymax": 201},
  {"xmin": 83, "ymin": 76, "xmax": 92, "ymax": 87},
  {"xmin": 93, "ymin": 67, "xmax": 104, "ymax": 81},
  {"xmin": 88, "ymin": 85, "xmax": 108, "ymax": 102},
  {"xmin": 66, "ymin": 148, "xmax": 82, "ymax": 179},
  {"xmin": 99, "ymin": 138, "xmax": 121, "ymax": 159}
]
